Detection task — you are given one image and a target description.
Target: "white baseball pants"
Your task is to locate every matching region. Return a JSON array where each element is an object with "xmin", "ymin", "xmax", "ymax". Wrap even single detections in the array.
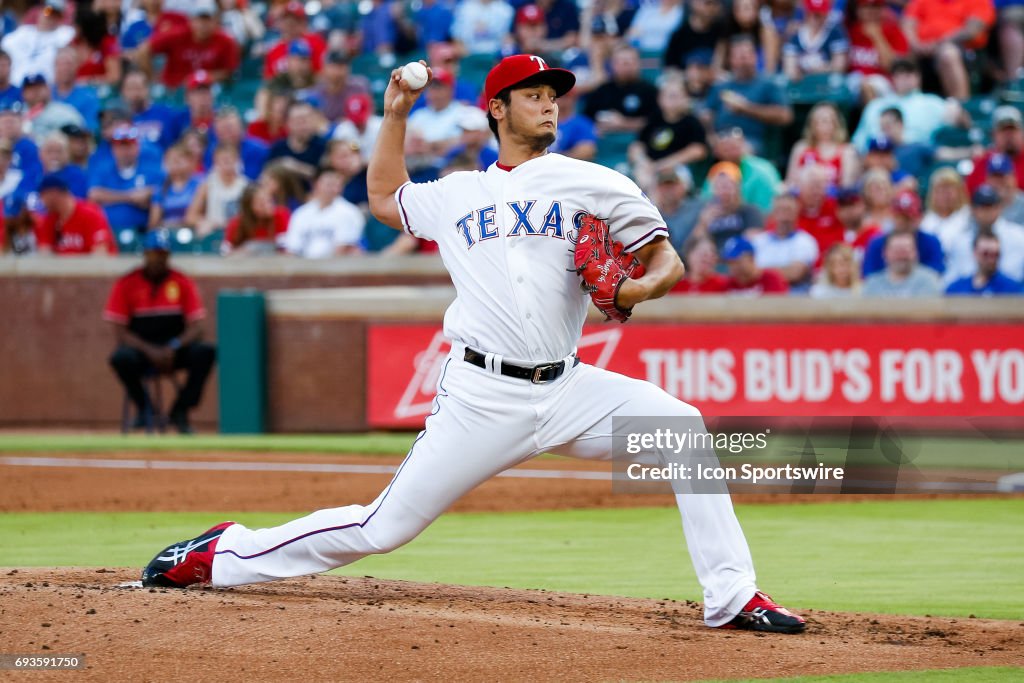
[{"xmin": 212, "ymin": 343, "xmax": 758, "ymax": 626}]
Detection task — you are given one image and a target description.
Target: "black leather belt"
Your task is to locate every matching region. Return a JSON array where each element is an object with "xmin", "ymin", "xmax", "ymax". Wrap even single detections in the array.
[{"xmin": 463, "ymin": 348, "xmax": 578, "ymax": 384}]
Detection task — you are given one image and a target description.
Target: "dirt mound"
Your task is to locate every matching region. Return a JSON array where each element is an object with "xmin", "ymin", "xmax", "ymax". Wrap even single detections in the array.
[
  {"xmin": 2, "ymin": 569, "xmax": 1020, "ymax": 682},
  {"xmin": 1, "ymin": 453, "xmax": 1011, "ymax": 514}
]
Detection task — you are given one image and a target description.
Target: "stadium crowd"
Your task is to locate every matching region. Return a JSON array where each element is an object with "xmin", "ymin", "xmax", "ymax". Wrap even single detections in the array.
[{"xmin": 1, "ymin": 0, "xmax": 1023, "ymax": 296}]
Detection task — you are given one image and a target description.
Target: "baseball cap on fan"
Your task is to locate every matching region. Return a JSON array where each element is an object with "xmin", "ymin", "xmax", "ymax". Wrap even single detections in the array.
[
  {"xmin": 804, "ymin": 0, "xmax": 831, "ymax": 13},
  {"xmin": 189, "ymin": 0, "xmax": 218, "ymax": 17},
  {"xmin": 484, "ymin": 54, "xmax": 575, "ymax": 103},
  {"xmin": 988, "ymin": 153, "xmax": 1015, "ymax": 175},
  {"xmin": 516, "ymin": 5, "xmax": 546, "ymax": 26},
  {"xmin": 892, "ymin": 190, "xmax": 922, "ymax": 216}
]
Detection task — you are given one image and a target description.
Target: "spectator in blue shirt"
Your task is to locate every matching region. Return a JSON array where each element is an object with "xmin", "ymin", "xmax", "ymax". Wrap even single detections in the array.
[
  {"xmin": 89, "ymin": 106, "xmax": 164, "ymax": 178},
  {"xmin": 121, "ymin": 70, "xmax": 187, "ymax": 150},
  {"xmin": 877, "ymin": 107, "xmax": 934, "ymax": 182},
  {"xmin": 0, "ymin": 50, "xmax": 22, "ymax": 108},
  {"xmin": 268, "ymin": 101, "xmax": 327, "ymax": 186},
  {"xmin": 550, "ymin": 88, "xmax": 597, "ymax": 160},
  {"xmin": 150, "ymin": 143, "xmax": 204, "ymax": 229},
  {"xmin": 442, "ymin": 107, "xmax": 498, "ymax": 170},
  {"xmin": 704, "ymin": 35, "xmax": 793, "ymax": 156},
  {"xmin": 87, "ymin": 125, "xmax": 165, "ymax": 233},
  {"xmin": 39, "ymin": 131, "xmax": 88, "ymax": 198},
  {"xmin": 863, "ymin": 136, "xmax": 912, "ymax": 187},
  {"xmin": 205, "ymin": 107, "xmax": 269, "ymax": 180},
  {"xmin": 535, "ymin": 0, "xmax": 581, "ymax": 51},
  {"xmin": 361, "ymin": 0, "xmax": 399, "ymax": 57},
  {"xmin": 946, "ymin": 233, "xmax": 1024, "ymax": 295},
  {"xmin": 863, "ymin": 189, "xmax": 945, "ymax": 276},
  {"xmin": 782, "ymin": 0, "xmax": 849, "ymax": 81},
  {"xmin": 0, "ymin": 102, "xmax": 43, "ymax": 184},
  {"xmin": 52, "ymin": 47, "xmax": 99, "ymax": 132},
  {"xmin": 61, "ymin": 123, "xmax": 92, "ymax": 169},
  {"xmin": 0, "ymin": 137, "xmax": 37, "ymax": 213},
  {"xmin": 413, "ymin": 0, "xmax": 455, "ymax": 46}
]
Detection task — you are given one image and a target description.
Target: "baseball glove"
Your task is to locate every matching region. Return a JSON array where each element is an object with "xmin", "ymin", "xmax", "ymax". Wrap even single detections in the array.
[{"xmin": 573, "ymin": 214, "xmax": 646, "ymax": 323}]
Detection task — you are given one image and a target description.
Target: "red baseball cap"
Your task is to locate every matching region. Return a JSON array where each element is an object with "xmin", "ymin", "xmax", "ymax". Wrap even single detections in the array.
[
  {"xmin": 804, "ymin": 0, "xmax": 831, "ymax": 13},
  {"xmin": 345, "ymin": 92, "xmax": 372, "ymax": 126},
  {"xmin": 429, "ymin": 67, "xmax": 455, "ymax": 88},
  {"xmin": 186, "ymin": 70, "xmax": 213, "ymax": 90},
  {"xmin": 892, "ymin": 190, "xmax": 922, "ymax": 217},
  {"xmin": 283, "ymin": 1, "xmax": 306, "ymax": 19},
  {"xmin": 515, "ymin": 4, "xmax": 545, "ymax": 25},
  {"xmin": 483, "ymin": 54, "xmax": 575, "ymax": 103}
]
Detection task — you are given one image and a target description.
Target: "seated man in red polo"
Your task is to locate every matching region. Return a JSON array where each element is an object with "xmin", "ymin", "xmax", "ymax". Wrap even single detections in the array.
[
  {"xmin": 103, "ymin": 230, "xmax": 217, "ymax": 433},
  {"xmin": 35, "ymin": 174, "xmax": 116, "ymax": 255}
]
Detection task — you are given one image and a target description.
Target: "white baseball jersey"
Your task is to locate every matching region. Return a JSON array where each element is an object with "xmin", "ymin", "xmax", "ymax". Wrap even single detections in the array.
[
  {"xmin": 281, "ymin": 197, "xmax": 365, "ymax": 258},
  {"xmin": 212, "ymin": 150, "xmax": 760, "ymax": 629},
  {"xmin": 396, "ymin": 153, "xmax": 668, "ymax": 362}
]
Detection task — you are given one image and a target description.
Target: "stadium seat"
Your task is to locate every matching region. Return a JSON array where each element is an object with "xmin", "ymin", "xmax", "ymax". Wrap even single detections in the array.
[
  {"xmin": 198, "ymin": 229, "xmax": 225, "ymax": 255},
  {"xmin": 460, "ymin": 52, "xmax": 500, "ymax": 90},
  {"xmin": 116, "ymin": 228, "xmax": 140, "ymax": 254},
  {"xmin": 785, "ymin": 73, "xmax": 854, "ymax": 106},
  {"xmin": 595, "ymin": 132, "xmax": 635, "ymax": 177},
  {"xmin": 963, "ymin": 96, "xmax": 997, "ymax": 125},
  {"xmin": 932, "ymin": 125, "xmax": 982, "ymax": 150},
  {"xmin": 364, "ymin": 215, "xmax": 400, "ymax": 252}
]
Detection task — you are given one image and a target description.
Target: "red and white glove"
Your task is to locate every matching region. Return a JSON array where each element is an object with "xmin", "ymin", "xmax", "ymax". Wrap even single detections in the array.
[{"xmin": 573, "ymin": 214, "xmax": 645, "ymax": 323}]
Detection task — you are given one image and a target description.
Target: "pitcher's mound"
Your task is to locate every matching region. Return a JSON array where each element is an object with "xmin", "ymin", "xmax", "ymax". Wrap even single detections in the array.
[{"xmin": 1, "ymin": 568, "xmax": 1021, "ymax": 682}]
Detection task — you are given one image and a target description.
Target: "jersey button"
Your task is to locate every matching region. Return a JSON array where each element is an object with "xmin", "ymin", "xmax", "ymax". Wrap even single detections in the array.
[
  {"xmin": 517, "ymin": 276, "xmax": 524, "ymax": 283},
  {"xmin": 525, "ymin": 313, "xmax": 532, "ymax": 319}
]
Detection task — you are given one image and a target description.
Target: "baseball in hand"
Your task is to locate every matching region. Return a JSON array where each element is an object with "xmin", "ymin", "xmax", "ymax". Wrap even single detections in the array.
[{"xmin": 401, "ymin": 62, "xmax": 429, "ymax": 90}]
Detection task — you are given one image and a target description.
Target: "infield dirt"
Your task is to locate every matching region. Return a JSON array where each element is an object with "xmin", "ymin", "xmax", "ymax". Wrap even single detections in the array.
[{"xmin": 1, "ymin": 569, "xmax": 1022, "ymax": 682}]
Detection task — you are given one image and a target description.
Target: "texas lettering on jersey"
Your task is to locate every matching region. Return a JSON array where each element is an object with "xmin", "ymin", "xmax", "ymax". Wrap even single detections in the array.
[{"xmin": 455, "ymin": 201, "xmax": 588, "ymax": 248}]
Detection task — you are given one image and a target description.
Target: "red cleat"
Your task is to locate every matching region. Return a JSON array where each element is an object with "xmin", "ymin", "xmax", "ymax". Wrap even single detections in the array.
[{"xmin": 140, "ymin": 522, "xmax": 235, "ymax": 588}]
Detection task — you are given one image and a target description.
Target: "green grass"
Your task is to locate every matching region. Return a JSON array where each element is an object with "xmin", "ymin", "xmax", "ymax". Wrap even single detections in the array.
[
  {"xmin": 2, "ymin": 499, "xmax": 1022, "ymax": 619},
  {"xmin": 0, "ymin": 432, "xmax": 417, "ymax": 455},
  {"xmin": 717, "ymin": 668, "xmax": 1023, "ymax": 682}
]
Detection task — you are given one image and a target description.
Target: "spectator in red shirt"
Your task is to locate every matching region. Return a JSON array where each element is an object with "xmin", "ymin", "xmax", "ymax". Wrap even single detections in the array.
[
  {"xmin": 722, "ymin": 236, "xmax": 789, "ymax": 294},
  {"xmin": 223, "ymin": 183, "xmax": 290, "ymax": 255},
  {"xmin": 966, "ymin": 105, "xmax": 1024, "ymax": 194},
  {"xmin": 73, "ymin": 4, "xmax": 122, "ymax": 86},
  {"xmin": 183, "ymin": 70, "xmax": 216, "ymax": 134},
  {"xmin": 248, "ymin": 90, "xmax": 291, "ymax": 144},
  {"xmin": 795, "ymin": 164, "xmax": 844, "ymax": 255},
  {"xmin": 103, "ymin": 229, "xmax": 217, "ymax": 433},
  {"xmin": 836, "ymin": 185, "xmax": 882, "ymax": 259},
  {"xmin": 672, "ymin": 235, "xmax": 729, "ymax": 293},
  {"xmin": 35, "ymin": 173, "xmax": 116, "ymax": 255},
  {"xmin": 901, "ymin": 0, "xmax": 995, "ymax": 100},
  {"xmin": 263, "ymin": 2, "xmax": 327, "ymax": 78},
  {"xmin": 845, "ymin": 0, "xmax": 909, "ymax": 101},
  {"xmin": 139, "ymin": 0, "xmax": 241, "ymax": 88}
]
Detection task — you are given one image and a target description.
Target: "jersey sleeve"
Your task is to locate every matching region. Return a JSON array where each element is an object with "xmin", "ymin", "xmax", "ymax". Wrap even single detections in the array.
[
  {"xmin": 91, "ymin": 210, "xmax": 116, "ymax": 254},
  {"xmin": 599, "ymin": 172, "xmax": 669, "ymax": 253},
  {"xmin": 394, "ymin": 179, "xmax": 444, "ymax": 241},
  {"xmin": 102, "ymin": 277, "xmax": 131, "ymax": 324},
  {"xmin": 280, "ymin": 211, "xmax": 305, "ymax": 254},
  {"xmin": 335, "ymin": 203, "xmax": 366, "ymax": 246},
  {"xmin": 34, "ymin": 215, "xmax": 55, "ymax": 251}
]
